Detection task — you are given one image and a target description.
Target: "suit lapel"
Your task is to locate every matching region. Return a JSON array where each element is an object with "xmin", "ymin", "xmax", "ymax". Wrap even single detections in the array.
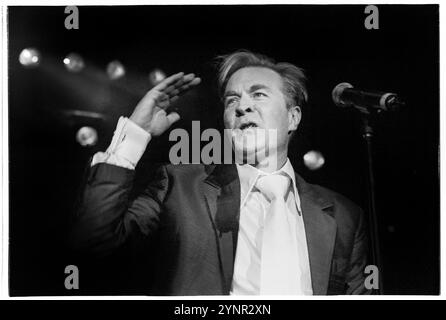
[
  {"xmin": 202, "ymin": 164, "xmax": 241, "ymax": 293},
  {"xmin": 295, "ymin": 173, "xmax": 337, "ymax": 295}
]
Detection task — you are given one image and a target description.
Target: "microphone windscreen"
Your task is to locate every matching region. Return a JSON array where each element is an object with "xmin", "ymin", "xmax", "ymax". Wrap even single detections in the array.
[{"xmin": 332, "ymin": 82, "xmax": 353, "ymax": 107}]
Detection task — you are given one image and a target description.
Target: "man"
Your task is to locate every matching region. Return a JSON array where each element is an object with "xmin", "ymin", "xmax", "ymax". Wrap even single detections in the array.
[{"xmin": 71, "ymin": 50, "xmax": 370, "ymax": 295}]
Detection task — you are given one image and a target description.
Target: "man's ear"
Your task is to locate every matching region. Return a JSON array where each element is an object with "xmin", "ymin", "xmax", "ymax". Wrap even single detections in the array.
[{"xmin": 288, "ymin": 105, "xmax": 302, "ymax": 133}]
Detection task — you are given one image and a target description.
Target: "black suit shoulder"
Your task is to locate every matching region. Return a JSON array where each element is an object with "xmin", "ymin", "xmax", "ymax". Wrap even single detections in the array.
[
  {"xmin": 303, "ymin": 181, "xmax": 365, "ymax": 233},
  {"xmin": 163, "ymin": 163, "xmax": 208, "ymax": 177}
]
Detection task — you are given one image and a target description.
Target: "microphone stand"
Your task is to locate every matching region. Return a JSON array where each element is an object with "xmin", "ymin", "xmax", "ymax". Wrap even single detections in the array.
[{"xmin": 358, "ymin": 110, "xmax": 384, "ymax": 295}]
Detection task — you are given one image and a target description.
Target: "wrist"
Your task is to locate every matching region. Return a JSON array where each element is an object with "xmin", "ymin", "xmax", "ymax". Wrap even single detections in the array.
[{"xmin": 129, "ymin": 114, "xmax": 148, "ymax": 132}]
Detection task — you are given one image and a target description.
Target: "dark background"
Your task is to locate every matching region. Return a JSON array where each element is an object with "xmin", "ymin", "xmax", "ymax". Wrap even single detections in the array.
[{"xmin": 8, "ymin": 5, "xmax": 439, "ymax": 295}]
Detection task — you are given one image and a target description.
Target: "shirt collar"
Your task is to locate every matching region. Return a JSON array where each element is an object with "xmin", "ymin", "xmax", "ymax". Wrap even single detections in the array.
[{"xmin": 235, "ymin": 158, "xmax": 302, "ymax": 215}]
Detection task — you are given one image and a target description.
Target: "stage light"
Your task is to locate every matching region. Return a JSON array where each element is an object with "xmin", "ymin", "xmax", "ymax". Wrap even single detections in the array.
[
  {"xmin": 64, "ymin": 53, "xmax": 85, "ymax": 72},
  {"xmin": 303, "ymin": 150, "xmax": 325, "ymax": 170},
  {"xmin": 19, "ymin": 48, "xmax": 41, "ymax": 67},
  {"xmin": 76, "ymin": 126, "xmax": 98, "ymax": 147},
  {"xmin": 149, "ymin": 69, "xmax": 166, "ymax": 85},
  {"xmin": 106, "ymin": 60, "xmax": 125, "ymax": 80}
]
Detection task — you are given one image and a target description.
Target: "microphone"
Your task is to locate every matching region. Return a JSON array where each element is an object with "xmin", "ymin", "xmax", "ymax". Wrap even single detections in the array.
[{"xmin": 332, "ymin": 82, "xmax": 405, "ymax": 112}]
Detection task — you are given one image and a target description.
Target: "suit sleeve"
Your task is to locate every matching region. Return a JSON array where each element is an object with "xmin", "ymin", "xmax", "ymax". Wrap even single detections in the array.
[
  {"xmin": 69, "ymin": 161, "xmax": 169, "ymax": 258},
  {"xmin": 345, "ymin": 208, "xmax": 374, "ymax": 294},
  {"xmin": 69, "ymin": 115, "xmax": 169, "ymax": 257}
]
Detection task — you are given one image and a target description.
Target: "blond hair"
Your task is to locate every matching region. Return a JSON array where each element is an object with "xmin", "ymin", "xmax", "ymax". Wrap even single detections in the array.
[{"xmin": 216, "ymin": 49, "xmax": 308, "ymax": 109}]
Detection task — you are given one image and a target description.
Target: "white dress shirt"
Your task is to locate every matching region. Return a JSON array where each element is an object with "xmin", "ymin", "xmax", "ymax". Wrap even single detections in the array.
[
  {"xmin": 91, "ymin": 117, "xmax": 151, "ymax": 168},
  {"xmin": 92, "ymin": 117, "xmax": 313, "ymax": 295},
  {"xmin": 231, "ymin": 161, "xmax": 313, "ymax": 295}
]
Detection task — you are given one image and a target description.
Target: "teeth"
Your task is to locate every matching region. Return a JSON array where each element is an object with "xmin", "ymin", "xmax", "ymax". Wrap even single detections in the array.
[{"xmin": 240, "ymin": 123, "xmax": 257, "ymax": 130}]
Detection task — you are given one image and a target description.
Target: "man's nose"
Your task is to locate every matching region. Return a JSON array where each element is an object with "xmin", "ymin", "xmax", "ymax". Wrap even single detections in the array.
[{"xmin": 235, "ymin": 94, "xmax": 254, "ymax": 116}]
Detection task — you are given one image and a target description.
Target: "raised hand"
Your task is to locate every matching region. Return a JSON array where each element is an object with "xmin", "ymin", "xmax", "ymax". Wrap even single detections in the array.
[{"xmin": 129, "ymin": 72, "xmax": 201, "ymax": 136}]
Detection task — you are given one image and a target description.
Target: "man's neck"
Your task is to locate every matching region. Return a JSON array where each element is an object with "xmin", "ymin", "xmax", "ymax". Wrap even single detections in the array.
[{"xmin": 252, "ymin": 151, "xmax": 288, "ymax": 173}]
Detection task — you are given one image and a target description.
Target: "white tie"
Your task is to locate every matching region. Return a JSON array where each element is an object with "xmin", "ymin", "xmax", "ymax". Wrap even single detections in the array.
[{"xmin": 256, "ymin": 174, "xmax": 300, "ymax": 294}]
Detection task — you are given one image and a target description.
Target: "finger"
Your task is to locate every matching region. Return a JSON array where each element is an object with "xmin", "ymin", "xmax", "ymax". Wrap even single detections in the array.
[
  {"xmin": 180, "ymin": 73, "xmax": 197, "ymax": 84},
  {"xmin": 177, "ymin": 76, "xmax": 201, "ymax": 91},
  {"xmin": 164, "ymin": 82, "xmax": 183, "ymax": 95},
  {"xmin": 154, "ymin": 72, "xmax": 185, "ymax": 91},
  {"xmin": 171, "ymin": 73, "xmax": 196, "ymax": 89},
  {"xmin": 164, "ymin": 73, "xmax": 197, "ymax": 95},
  {"xmin": 168, "ymin": 77, "xmax": 201, "ymax": 98},
  {"xmin": 166, "ymin": 87, "xmax": 181, "ymax": 98},
  {"xmin": 166, "ymin": 111, "xmax": 180, "ymax": 125},
  {"xmin": 169, "ymin": 95, "xmax": 180, "ymax": 103}
]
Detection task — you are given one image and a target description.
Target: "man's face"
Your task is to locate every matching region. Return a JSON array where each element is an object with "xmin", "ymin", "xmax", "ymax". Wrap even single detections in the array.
[{"xmin": 223, "ymin": 66, "xmax": 300, "ymax": 160}]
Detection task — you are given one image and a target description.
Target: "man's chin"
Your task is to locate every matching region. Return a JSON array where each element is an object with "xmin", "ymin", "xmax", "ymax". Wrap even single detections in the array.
[
  {"xmin": 233, "ymin": 144, "xmax": 269, "ymax": 164},
  {"xmin": 229, "ymin": 128, "xmax": 279, "ymax": 164},
  {"xmin": 232, "ymin": 128, "xmax": 266, "ymax": 146}
]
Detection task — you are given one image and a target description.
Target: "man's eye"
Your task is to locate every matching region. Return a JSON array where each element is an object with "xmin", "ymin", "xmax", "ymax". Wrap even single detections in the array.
[
  {"xmin": 253, "ymin": 92, "xmax": 267, "ymax": 98},
  {"xmin": 225, "ymin": 97, "xmax": 238, "ymax": 106}
]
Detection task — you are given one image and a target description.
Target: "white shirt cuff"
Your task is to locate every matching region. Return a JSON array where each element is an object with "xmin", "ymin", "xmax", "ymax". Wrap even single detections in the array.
[{"xmin": 91, "ymin": 117, "xmax": 151, "ymax": 169}]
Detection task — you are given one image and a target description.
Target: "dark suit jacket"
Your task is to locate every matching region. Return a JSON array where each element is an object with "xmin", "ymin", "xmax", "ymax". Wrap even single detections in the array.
[{"xmin": 71, "ymin": 161, "xmax": 370, "ymax": 295}]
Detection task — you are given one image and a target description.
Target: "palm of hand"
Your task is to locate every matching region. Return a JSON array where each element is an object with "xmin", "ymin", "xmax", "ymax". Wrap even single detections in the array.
[{"xmin": 130, "ymin": 72, "xmax": 201, "ymax": 136}]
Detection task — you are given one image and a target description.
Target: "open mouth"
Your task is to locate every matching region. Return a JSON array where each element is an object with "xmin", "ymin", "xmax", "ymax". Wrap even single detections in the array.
[{"xmin": 239, "ymin": 122, "xmax": 258, "ymax": 131}]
